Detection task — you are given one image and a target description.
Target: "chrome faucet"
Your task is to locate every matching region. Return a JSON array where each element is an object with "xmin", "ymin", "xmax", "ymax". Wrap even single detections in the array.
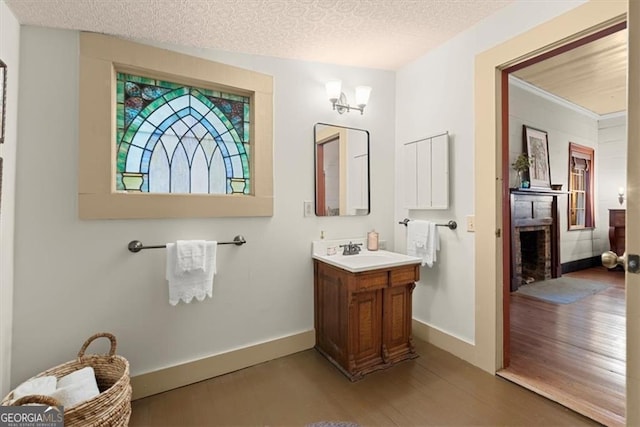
[{"xmin": 339, "ymin": 242, "xmax": 363, "ymax": 255}]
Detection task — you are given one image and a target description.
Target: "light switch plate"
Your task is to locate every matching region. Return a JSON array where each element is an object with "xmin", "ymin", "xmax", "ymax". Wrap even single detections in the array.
[
  {"xmin": 304, "ymin": 201, "xmax": 314, "ymax": 217},
  {"xmin": 466, "ymin": 215, "xmax": 475, "ymax": 232}
]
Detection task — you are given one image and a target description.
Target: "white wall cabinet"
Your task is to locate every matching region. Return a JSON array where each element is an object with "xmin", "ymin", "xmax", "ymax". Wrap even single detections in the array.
[{"xmin": 403, "ymin": 132, "xmax": 449, "ymax": 209}]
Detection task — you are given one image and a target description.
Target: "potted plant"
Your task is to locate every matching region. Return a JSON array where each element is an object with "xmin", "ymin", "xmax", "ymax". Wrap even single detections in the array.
[{"xmin": 512, "ymin": 153, "xmax": 531, "ymax": 188}]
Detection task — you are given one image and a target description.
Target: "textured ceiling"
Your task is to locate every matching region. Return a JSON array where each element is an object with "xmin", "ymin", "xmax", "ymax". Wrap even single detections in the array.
[{"xmin": 4, "ymin": 0, "xmax": 513, "ymax": 70}]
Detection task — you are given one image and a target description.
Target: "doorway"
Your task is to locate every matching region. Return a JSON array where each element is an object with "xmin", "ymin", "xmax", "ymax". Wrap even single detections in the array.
[
  {"xmin": 472, "ymin": 1, "xmax": 639, "ymax": 426},
  {"xmin": 496, "ymin": 23, "xmax": 627, "ymax": 426}
]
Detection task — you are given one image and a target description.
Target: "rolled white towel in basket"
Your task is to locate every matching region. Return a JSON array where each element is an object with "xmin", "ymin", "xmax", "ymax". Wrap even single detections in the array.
[
  {"xmin": 51, "ymin": 367, "xmax": 100, "ymax": 408},
  {"xmin": 12, "ymin": 376, "xmax": 57, "ymax": 400},
  {"xmin": 57, "ymin": 367, "xmax": 97, "ymax": 389}
]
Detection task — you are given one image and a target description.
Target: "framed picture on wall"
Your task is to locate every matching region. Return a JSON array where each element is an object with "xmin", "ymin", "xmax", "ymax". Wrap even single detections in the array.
[
  {"xmin": 523, "ymin": 125, "xmax": 551, "ymax": 189},
  {"xmin": 0, "ymin": 59, "xmax": 6, "ymax": 144}
]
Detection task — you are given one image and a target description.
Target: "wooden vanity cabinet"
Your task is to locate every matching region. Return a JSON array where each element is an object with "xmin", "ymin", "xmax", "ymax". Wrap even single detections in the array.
[{"xmin": 313, "ymin": 260, "xmax": 419, "ymax": 381}]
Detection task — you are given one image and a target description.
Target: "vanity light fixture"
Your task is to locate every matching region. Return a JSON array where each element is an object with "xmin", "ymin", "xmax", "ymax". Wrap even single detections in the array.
[
  {"xmin": 326, "ymin": 80, "xmax": 372, "ymax": 115},
  {"xmin": 618, "ymin": 187, "xmax": 625, "ymax": 205}
]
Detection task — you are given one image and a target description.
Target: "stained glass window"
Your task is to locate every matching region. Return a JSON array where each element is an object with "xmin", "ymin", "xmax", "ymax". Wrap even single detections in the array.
[{"xmin": 116, "ymin": 73, "xmax": 251, "ymax": 194}]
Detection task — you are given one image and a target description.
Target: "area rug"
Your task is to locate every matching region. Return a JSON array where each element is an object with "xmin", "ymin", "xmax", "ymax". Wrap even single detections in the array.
[{"xmin": 514, "ymin": 276, "xmax": 610, "ymax": 304}]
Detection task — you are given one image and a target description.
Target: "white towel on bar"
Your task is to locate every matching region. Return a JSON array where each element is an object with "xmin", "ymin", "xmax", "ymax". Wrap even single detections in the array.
[
  {"xmin": 406, "ymin": 220, "xmax": 439, "ymax": 267},
  {"xmin": 176, "ymin": 240, "xmax": 207, "ymax": 272},
  {"xmin": 424, "ymin": 222, "xmax": 440, "ymax": 268},
  {"xmin": 166, "ymin": 241, "xmax": 217, "ymax": 305}
]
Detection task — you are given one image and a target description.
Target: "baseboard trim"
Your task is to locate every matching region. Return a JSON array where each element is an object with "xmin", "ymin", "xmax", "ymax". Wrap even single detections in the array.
[
  {"xmin": 412, "ymin": 319, "xmax": 476, "ymax": 365},
  {"xmin": 130, "ymin": 330, "xmax": 315, "ymax": 400},
  {"xmin": 561, "ymin": 256, "xmax": 601, "ymax": 274}
]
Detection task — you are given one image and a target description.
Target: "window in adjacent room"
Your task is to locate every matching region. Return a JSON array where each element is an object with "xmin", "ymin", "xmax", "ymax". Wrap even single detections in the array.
[{"xmin": 568, "ymin": 143, "xmax": 594, "ymax": 229}]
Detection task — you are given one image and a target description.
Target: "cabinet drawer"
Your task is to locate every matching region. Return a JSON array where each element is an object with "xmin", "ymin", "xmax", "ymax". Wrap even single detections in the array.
[
  {"xmin": 356, "ymin": 271, "xmax": 388, "ymax": 291},
  {"xmin": 610, "ymin": 210, "xmax": 625, "ymax": 227},
  {"xmin": 390, "ymin": 265, "xmax": 419, "ymax": 286}
]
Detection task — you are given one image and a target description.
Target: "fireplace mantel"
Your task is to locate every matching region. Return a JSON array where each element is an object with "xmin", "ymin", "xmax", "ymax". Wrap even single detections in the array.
[{"xmin": 510, "ymin": 188, "xmax": 570, "ymax": 196}]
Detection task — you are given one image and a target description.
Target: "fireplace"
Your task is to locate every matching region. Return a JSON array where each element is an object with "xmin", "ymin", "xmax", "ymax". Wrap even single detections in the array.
[
  {"xmin": 513, "ymin": 226, "xmax": 552, "ymax": 287},
  {"xmin": 510, "ymin": 190, "xmax": 561, "ymax": 291}
]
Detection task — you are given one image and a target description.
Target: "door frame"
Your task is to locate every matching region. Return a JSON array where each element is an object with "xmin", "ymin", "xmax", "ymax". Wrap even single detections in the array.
[
  {"xmin": 473, "ymin": 0, "xmax": 629, "ymax": 411},
  {"xmin": 625, "ymin": 1, "xmax": 639, "ymax": 422},
  {"xmin": 499, "ymin": 21, "xmax": 627, "ymax": 367}
]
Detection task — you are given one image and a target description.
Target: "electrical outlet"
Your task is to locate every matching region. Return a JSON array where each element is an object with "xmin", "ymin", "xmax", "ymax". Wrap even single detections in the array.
[
  {"xmin": 304, "ymin": 201, "xmax": 314, "ymax": 217},
  {"xmin": 466, "ymin": 215, "xmax": 475, "ymax": 232}
]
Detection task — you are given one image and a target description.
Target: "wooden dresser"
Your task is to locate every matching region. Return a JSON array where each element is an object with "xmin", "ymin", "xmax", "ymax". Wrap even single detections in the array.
[
  {"xmin": 609, "ymin": 209, "xmax": 626, "ymax": 256},
  {"xmin": 313, "ymin": 260, "xmax": 419, "ymax": 381}
]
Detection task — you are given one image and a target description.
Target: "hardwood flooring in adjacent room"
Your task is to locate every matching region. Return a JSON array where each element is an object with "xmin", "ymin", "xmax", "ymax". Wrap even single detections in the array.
[
  {"xmin": 499, "ymin": 267, "xmax": 625, "ymax": 426},
  {"xmin": 130, "ymin": 339, "xmax": 597, "ymax": 426}
]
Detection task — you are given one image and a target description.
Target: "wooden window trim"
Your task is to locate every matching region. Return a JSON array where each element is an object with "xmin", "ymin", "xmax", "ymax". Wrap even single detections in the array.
[
  {"xmin": 78, "ymin": 32, "xmax": 273, "ymax": 219},
  {"xmin": 568, "ymin": 142, "xmax": 594, "ymax": 230}
]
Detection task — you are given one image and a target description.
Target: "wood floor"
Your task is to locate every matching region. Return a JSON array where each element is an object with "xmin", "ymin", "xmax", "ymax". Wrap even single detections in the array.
[
  {"xmin": 499, "ymin": 266, "xmax": 625, "ymax": 426},
  {"xmin": 130, "ymin": 338, "xmax": 597, "ymax": 426}
]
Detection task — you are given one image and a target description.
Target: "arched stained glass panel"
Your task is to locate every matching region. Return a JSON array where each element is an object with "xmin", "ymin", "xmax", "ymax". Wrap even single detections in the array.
[{"xmin": 116, "ymin": 72, "xmax": 251, "ymax": 194}]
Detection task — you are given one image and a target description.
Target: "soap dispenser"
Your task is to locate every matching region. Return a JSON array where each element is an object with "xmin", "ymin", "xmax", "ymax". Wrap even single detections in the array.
[{"xmin": 367, "ymin": 230, "xmax": 379, "ymax": 251}]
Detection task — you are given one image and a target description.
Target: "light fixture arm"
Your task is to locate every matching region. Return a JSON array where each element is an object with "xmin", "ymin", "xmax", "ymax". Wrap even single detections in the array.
[{"xmin": 330, "ymin": 92, "xmax": 365, "ymax": 115}]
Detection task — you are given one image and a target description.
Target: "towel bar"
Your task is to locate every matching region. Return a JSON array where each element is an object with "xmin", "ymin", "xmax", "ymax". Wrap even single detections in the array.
[
  {"xmin": 128, "ymin": 235, "xmax": 247, "ymax": 253},
  {"xmin": 398, "ymin": 218, "xmax": 457, "ymax": 230}
]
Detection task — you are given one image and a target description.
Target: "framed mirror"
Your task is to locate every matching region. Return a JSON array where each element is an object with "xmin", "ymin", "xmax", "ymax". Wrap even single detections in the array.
[{"xmin": 314, "ymin": 123, "xmax": 370, "ymax": 216}]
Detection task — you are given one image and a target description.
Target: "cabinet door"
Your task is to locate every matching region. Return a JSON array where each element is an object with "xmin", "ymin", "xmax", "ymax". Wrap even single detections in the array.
[
  {"xmin": 315, "ymin": 263, "xmax": 349, "ymax": 367},
  {"xmin": 416, "ymin": 139, "xmax": 433, "ymax": 208},
  {"xmin": 350, "ymin": 289, "xmax": 383, "ymax": 370},
  {"xmin": 403, "ymin": 142, "xmax": 418, "ymax": 208},
  {"xmin": 383, "ymin": 284, "xmax": 415, "ymax": 362},
  {"xmin": 430, "ymin": 133, "xmax": 449, "ymax": 209},
  {"xmin": 402, "ymin": 132, "xmax": 449, "ymax": 209}
]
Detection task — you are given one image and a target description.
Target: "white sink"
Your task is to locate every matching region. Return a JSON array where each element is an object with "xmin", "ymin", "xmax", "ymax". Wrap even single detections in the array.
[{"xmin": 313, "ymin": 249, "xmax": 422, "ymax": 273}]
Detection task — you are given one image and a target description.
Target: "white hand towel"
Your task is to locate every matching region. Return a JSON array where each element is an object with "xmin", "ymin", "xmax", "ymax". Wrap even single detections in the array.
[
  {"xmin": 176, "ymin": 240, "xmax": 207, "ymax": 272},
  {"xmin": 406, "ymin": 220, "xmax": 430, "ymax": 266},
  {"xmin": 12, "ymin": 376, "xmax": 57, "ymax": 400},
  {"xmin": 423, "ymin": 222, "xmax": 440, "ymax": 268},
  {"xmin": 166, "ymin": 241, "xmax": 217, "ymax": 305}
]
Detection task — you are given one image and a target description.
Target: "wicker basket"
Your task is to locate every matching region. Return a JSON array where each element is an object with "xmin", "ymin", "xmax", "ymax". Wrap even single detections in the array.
[{"xmin": 1, "ymin": 332, "xmax": 131, "ymax": 427}]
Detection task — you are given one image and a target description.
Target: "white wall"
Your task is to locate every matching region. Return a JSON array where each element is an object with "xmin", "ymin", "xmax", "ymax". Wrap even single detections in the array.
[
  {"xmin": 394, "ymin": 0, "xmax": 587, "ymax": 344},
  {"xmin": 0, "ymin": 0, "xmax": 20, "ymax": 397},
  {"xmin": 509, "ymin": 82, "xmax": 603, "ymax": 263},
  {"xmin": 597, "ymin": 114, "xmax": 627, "ymax": 254},
  {"xmin": 11, "ymin": 26, "xmax": 396, "ymax": 385}
]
